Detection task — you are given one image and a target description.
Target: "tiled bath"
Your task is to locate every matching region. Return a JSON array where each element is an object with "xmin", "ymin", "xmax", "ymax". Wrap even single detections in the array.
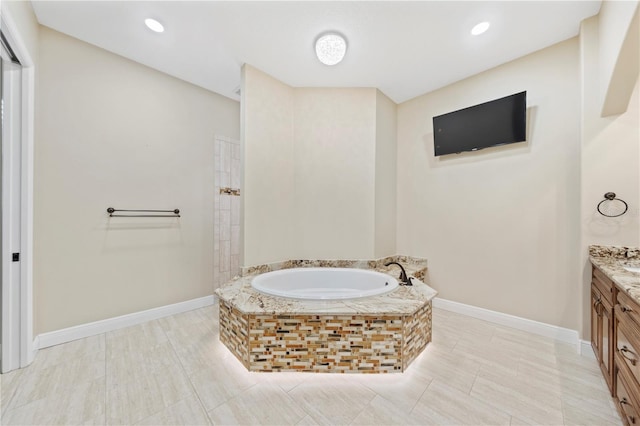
[{"xmin": 216, "ymin": 256, "xmax": 436, "ymax": 373}]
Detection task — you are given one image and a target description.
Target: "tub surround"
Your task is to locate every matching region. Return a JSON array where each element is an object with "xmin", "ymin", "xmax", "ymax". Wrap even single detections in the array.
[
  {"xmin": 241, "ymin": 255, "xmax": 428, "ymax": 282},
  {"xmin": 216, "ymin": 271, "xmax": 434, "ymax": 316},
  {"xmin": 219, "ymin": 255, "xmax": 430, "ymax": 315},
  {"xmin": 589, "ymin": 245, "xmax": 640, "ymax": 303},
  {"xmin": 215, "ymin": 256, "xmax": 435, "ymax": 373}
]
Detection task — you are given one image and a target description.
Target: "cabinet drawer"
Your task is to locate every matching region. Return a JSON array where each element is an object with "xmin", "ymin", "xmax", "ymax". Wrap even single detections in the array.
[
  {"xmin": 616, "ymin": 368, "xmax": 640, "ymax": 426},
  {"xmin": 618, "ymin": 291, "xmax": 640, "ymax": 332},
  {"xmin": 617, "ymin": 321, "xmax": 640, "ymax": 386},
  {"xmin": 593, "ymin": 267, "xmax": 615, "ymax": 305}
]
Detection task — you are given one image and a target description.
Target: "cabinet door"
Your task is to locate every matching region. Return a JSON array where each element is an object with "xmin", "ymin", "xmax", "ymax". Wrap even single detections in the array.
[
  {"xmin": 616, "ymin": 366, "xmax": 640, "ymax": 426},
  {"xmin": 592, "ymin": 286, "xmax": 603, "ymax": 359},
  {"xmin": 592, "ymin": 284, "xmax": 614, "ymax": 392},
  {"xmin": 602, "ymin": 297, "xmax": 613, "ymax": 389}
]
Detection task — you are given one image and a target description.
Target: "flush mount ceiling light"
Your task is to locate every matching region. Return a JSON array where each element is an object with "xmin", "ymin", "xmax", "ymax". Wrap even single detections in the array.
[
  {"xmin": 144, "ymin": 18, "xmax": 164, "ymax": 33},
  {"xmin": 315, "ymin": 32, "xmax": 347, "ymax": 66},
  {"xmin": 471, "ymin": 21, "xmax": 490, "ymax": 36}
]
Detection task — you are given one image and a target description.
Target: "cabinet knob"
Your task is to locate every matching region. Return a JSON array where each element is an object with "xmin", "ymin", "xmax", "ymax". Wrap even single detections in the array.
[
  {"xmin": 593, "ymin": 298, "xmax": 604, "ymax": 315},
  {"xmin": 620, "ymin": 398, "xmax": 636, "ymax": 424},
  {"xmin": 623, "ymin": 306, "xmax": 633, "ymax": 313},
  {"xmin": 620, "ymin": 346, "xmax": 638, "ymax": 366}
]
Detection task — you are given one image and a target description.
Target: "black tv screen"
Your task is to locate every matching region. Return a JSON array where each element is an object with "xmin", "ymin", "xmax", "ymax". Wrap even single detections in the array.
[{"xmin": 433, "ymin": 91, "xmax": 526, "ymax": 156}]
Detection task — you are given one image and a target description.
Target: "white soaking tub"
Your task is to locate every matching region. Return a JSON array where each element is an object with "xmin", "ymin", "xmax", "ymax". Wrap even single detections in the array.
[{"xmin": 250, "ymin": 267, "xmax": 399, "ymax": 300}]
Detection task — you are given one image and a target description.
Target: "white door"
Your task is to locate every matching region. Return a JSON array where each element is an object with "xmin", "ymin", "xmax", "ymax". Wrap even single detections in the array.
[{"xmin": 0, "ymin": 33, "xmax": 23, "ymax": 373}]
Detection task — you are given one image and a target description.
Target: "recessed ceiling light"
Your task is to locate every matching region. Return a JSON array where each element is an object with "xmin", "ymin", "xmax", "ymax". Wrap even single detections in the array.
[
  {"xmin": 471, "ymin": 21, "xmax": 490, "ymax": 36},
  {"xmin": 315, "ymin": 33, "xmax": 347, "ymax": 66},
  {"xmin": 145, "ymin": 18, "xmax": 164, "ymax": 33}
]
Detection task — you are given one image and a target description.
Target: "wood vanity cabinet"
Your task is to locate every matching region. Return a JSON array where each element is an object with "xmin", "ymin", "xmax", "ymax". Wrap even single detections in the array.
[
  {"xmin": 591, "ymin": 267, "xmax": 616, "ymax": 391},
  {"xmin": 614, "ymin": 290, "xmax": 640, "ymax": 425},
  {"xmin": 591, "ymin": 262, "xmax": 640, "ymax": 424}
]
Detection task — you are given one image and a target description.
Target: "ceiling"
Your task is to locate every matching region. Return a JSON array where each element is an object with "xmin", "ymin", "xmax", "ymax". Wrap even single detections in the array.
[{"xmin": 31, "ymin": 1, "xmax": 601, "ymax": 103}]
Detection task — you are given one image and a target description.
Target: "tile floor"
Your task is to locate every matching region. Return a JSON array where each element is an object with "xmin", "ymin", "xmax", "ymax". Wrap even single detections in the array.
[{"xmin": 0, "ymin": 305, "xmax": 622, "ymax": 425}]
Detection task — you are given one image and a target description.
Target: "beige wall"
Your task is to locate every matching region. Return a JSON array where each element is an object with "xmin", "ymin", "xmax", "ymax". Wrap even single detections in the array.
[
  {"xmin": 397, "ymin": 39, "xmax": 582, "ymax": 330},
  {"xmin": 293, "ymin": 88, "xmax": 377, "ymax": 259},
  {"xmin": 374, "ymin": 90, "xmax": 397, "ymax": 258},
  {"xmin": 599, "ymin": 1, "xmax": 639, "ymax": 116},
  {"xmin": 36, "ymin": 27, "xmax": 240, "ymax": 334},
  {"xmin": 242, "ymin": 67, "xmax": 398, "ymax": 265},
  {"xmin": 579, "ymin": 16, "xmax": 640, "ymax": 338},
  {"xmin": 241, "ymin": 65, "xmax": 295, "ymax": 266}
]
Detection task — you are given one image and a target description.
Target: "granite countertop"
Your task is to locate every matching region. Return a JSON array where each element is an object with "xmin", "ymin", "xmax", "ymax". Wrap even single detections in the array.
[
  {"xmin": 589, "ymin": 245, "xmax": 640, "ymax": 303},
  {"xmin": 216, "ymin": 256, "xmax": 437, "ymax": 316}
]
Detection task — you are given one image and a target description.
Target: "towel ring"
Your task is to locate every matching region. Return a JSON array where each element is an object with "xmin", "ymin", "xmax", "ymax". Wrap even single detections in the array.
[{"xmin": 597, "ymin": 192, "xmax": 628, "ymax": 217}]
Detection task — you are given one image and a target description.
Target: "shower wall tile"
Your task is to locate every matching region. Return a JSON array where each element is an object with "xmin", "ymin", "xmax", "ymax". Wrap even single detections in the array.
[
  {"xmin": 219, "ymin": 143, "xmax": 230, "ymax": 173},
  {"xmin": 219, "ymin": 172, "xmax": 230, "ymax": 190},
  {"xmin": 232, "ymin": 143, "xmax": 240, "ymax": 160},
  {"xmin": 220, "ymin": 240, "xmax": 231, "ymax": 274},
  {"xmin": 220, "ymin": 211, "xmax": 231, "ymax": 241},
  {"xmin": 214, "ymin": 135, "xmax": 241, "ymax": 289},
  {"xmin": 231, "ymin": 198, "xmax": 240, "ymax": 226},
  {"xmin": 231, "ymin": 158, "xmax": 241, "ymax": 188},
  {"xmin": 231, "ymin": 226, "xmax": 240, "ymax": 255},
  {"xmin": 231, "ymin": 255, "xmax": 239, "ymax": 276}
]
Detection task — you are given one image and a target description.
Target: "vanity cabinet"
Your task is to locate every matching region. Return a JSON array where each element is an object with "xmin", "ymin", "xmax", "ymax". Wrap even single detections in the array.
[
  {"xmin": 591, "ymin": 262, "xmax": 640, "ymax": 424},
  {"xmin": 592, "ymin": 267, "xmax": 616, "ymax": 391},
  {"xmin": 615, "ymin": 290, "xmax": 640, "ymax": 425}
]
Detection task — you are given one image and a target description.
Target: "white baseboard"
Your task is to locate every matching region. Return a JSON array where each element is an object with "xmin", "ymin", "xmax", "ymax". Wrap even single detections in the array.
[
  {"xmin": 579, "ymin": 339, "xmax": 596, "ymax": 359},
  {"xmin": 433, "ymin": 297, "xmax": 584, "ymax": 353},
  {"xmin": 30, "ymin": 335, "xmax": 39, "ymax": 365},
  {"xmin": 37, "ymin": 295, "xmax": 216, "ymax": 350}
]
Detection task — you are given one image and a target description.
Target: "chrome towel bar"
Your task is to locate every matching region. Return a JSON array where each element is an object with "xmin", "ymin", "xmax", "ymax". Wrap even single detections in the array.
[{"xmin": 107, "ymin": 207, "xmax": 180, "ymax": 218}]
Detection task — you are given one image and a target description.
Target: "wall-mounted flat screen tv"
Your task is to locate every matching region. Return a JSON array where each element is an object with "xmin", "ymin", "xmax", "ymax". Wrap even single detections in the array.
[{"xmin": 433, "ymin": 91, "xmax": 526, "ymax": 157}]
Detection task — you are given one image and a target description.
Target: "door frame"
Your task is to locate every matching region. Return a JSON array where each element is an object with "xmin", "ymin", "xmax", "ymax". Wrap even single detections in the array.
[{"xmin": 1, "ymin": 9, "xmax": 35, "ymax": 371}]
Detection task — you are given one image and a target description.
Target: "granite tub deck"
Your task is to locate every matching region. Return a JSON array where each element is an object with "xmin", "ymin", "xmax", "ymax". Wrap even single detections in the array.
[
  {"xmin": 590, "ymin": 245, "xmax": 640, "ymax": 303},
  {"xmin": 215, "ymin": 256, "xmax": 437, "ymax": 373}
]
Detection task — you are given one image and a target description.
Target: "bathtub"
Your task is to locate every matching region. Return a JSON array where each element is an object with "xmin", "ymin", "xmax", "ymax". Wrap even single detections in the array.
[{"xmin": 250, "ymin": 267, "xmax": 399, "ymax": 300}]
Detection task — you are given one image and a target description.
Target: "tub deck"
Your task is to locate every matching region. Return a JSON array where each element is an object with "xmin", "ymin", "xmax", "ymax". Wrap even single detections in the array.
[{"xmin": 215, "ymin": 256, "xmax": 437, "ymax": 373}]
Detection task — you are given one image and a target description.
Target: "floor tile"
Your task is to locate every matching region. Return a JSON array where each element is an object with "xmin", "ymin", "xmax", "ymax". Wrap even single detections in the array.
[
  {"xmin": 355, "ymin": 367, "xmax": 432, "ymax": 412},
  {"xmin": 296, "ymin": 415, "xmax": 320, "ymax": 425},
  {"xmin": 105, "ymin": 365, "xmax": 193, "ymax": 425},
  {"xmin": 208, "ymin": 383, "xmax": 307, "ymax": 425},
  {"xmin": 470, "ymin": 374, "xmax": 564, "ymax": 425},
  {"xmin": 158, "ymin": 308, "xmax": 214, "ymax": 332},
  {"xmin": 562, "ymin": 399, "xmax": 621, "ymax": 426},
  {"xmin": 411, "ymin": 379, "xmax": 511, "ymax": 425},
  {"xmin": 165, "ymin": 323, "xmax": 220, "ymax": 376},
  {"xmin": 1, "ymin": 377, "xmax": 105, "ymax": 425},
  {"xmin": 0, "ymin": 368, "xmax": 23, "ymax": 415},
  {"xmin": 136, "ymin": 395, "xmax": 210, "ymax": 425},
  {"xmin": 188, "ymin": 362, "xmax": 260, "ymax": 411},
  {"xmin": 288, "ymin": 375, "xmax": 377, "ymax": 425},
  {"xmin": 409, "ymin": 345, "xmax": 481, "ymax": 393},
  {"xmin": 8, "ymin": 350, "xmax": 105, "ymax": 411},
  {"xmin": 259, "ymin": 371, "xmax": 309, "ymax": 392},
  {"xmin": 0, "ymin": 303, "xmax": 622, "ymax": 426},
  {"xmin": 350, "ymin": 394, "xmax": 421, "ymax": 425},
  {"xmin": 30, "ymin": 334, "xmax": 106, "ymax": 372},
  {"xmin": 106, "ymin": 320, "xmax": 167, "ymax": 359},
  {"xmin": 106, "ymin": 340, "xmax": 181, "ymax": 387}
]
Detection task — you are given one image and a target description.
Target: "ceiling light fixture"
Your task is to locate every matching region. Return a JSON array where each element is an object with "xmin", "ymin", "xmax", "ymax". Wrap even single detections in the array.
[
  {"xmin": 471, "ymin": 21, "xmax": 490, "ymax": 36},
  {"xmin": 145, "ymin": 18, "xmax": 164, "ymax": 33},
  {"xmin": 315, "ymin": 32, "xmax": 347, "ymax": 66}
]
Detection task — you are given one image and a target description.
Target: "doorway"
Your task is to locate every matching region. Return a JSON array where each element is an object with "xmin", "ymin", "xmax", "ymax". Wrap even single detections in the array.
[{"xmin": 0, "ymin": 28, "xmax": 23, "ymax": 373}]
